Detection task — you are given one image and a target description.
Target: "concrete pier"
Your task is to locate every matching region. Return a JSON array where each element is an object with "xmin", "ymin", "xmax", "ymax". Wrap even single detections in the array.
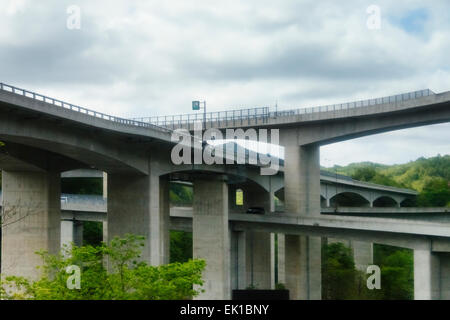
[
  {"xmin": 351, "ymin": 241, "xmax": 373, "ymax": 271},
  {"xmin": 60, "ymin": 219, "xmax": 83, "ymax": 248},
  {"xmin": 231, "ymin": 230, "xmax": 247, "ymax": 290},
  {"xmin": 107, "ymin": 172, "xmax": 170, "ymax": 266},
  {"xmin": 282, "ymin": 139, "xmax": 322, "ymax": 300},
  {"xmin": 245, "ymin": 231, "xmax": 272, "ymax": 289},
  {"xmin": 277, "ymin": 234, "xmax": 286, "ymax": 286},
  {"xmin": 243, "ymin": 184, "xmax": 272, "ymax": 289},
  {"xmin": 285, "ymin": 235, "xmax": 322, "ymax": 299},
  {"xmin": 283, "ymin": 143, "xmax": 321, "ymax": 215},
  {"xmin": 193, "ymin": 176, "xmax": 230, "ymax": 299},
  {"xmin": 1, "ymin": 171, "xmax": 61, "ymax": 279},
  {"xmin": 440, "ymin": 253, "xmax": 450, "ymax": 299},
  {"xmin": 414, "ymin": 249, "xmax": 441, "ymax": 300}
]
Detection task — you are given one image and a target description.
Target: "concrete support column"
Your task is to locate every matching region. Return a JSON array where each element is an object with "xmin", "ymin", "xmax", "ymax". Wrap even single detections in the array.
[
  {"xmin": 102, "ymin": 172, "xmax": 107, "ymax": 199},
  {"xmin": 269, "ymin": 191, "xmax": 275, "ymax": 213},
  {"xmin": 246, "ymin": 231, "xmax": 272, "ymax": 289},
  {"xmin": 270, "ymin": 233, "xmax": 275, "ymax": 289},
  {"xmin": 60, "ymin": 219, "xmax": 83, "ymax": 248},
  {"xmin": 277, "ymin": 234, "xmax": 286, "ymax": 285},
  {"xmin": 440, "ymin": 253, "xmax": 450, "ymax": 300},
  {"xmin": 102, "ymin": 221, "xmax": 108, "ymax": 243},
  {"xmin": 230, "ymin": 231, "xmax": 246, "ymax": 290},
  {"xmin": 285, "ymin": 235, "xmax": 322, "ymax": 300},
  {"xmin": 193, "ymin": 176, "xmax": 230, "ymax": 300},
  {"xmin": 107, "ymin": 172, "xmax": 170, "ymax": 266},
  {"xmin": 61, "ymin": 219, "xmax": 74, "ymax": 249},
  {"xmin": 1, "ymin": 171, "xmax": 60, "ymax": 279},
  {"xmin": 283, "ymin": 143, "xmax": 321, "ymax": 215},
  {"xmin": 243, "ymin": 185, "xmax": 272, "ymax": 289},
  {"xmin": 414, "ymin": 249, "xmax": 440, "ymax": 300},
  {"xmin": 351, "ymin": 240, "xmax": 373, "ymax": 271},
  {"xmin": 73, "ymin": 220, "xmax": 83, "ymax": 247},
  {"xmin": 281, "ymin": 134, "xmax": 322, "ymax": 299}
]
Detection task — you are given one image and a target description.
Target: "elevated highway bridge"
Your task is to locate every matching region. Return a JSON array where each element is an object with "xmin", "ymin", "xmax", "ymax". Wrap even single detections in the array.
[{"xmin": 0, "ymin": 82, "xmax": 449, "ymax": 299}]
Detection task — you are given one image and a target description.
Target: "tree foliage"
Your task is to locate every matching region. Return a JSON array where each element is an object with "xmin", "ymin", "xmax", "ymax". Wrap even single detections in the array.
[
  {"xmin": 373, "ymin": 244, "xmax": 413, "ymax": 300},
  {"xmin": 322, "ymin": 242, "xmax": 413, "ymax": 300},
  {"xmin": 83, "ymin": 221, "xmax": 103, "ymax": 247},
  {"xmin": 322, "ymin": 242, "xmax": 359, "ymax": 299},
  {"xmin": 169, "ymin": 183, "xmax": 193, "ymax": 206},
  {"xmin": 0, "ymin": 234, "xmax": 205, "ymax": 300},
  {"xmin": 170, "ymin": 231, "xmax": 193, "ymax": 263}
]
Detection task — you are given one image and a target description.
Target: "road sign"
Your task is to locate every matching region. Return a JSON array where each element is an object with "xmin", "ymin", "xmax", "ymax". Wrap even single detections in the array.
[{"xmin": 192, "ymin": 101, "xmax": 200, "ymax": 110}]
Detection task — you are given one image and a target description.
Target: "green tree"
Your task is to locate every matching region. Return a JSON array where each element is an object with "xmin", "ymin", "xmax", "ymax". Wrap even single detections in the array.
[
  {"xmin": 322, "ymin": 242, "xmax": 412, "ymax": 300},
  {"xmin": 322, "ymin": 242, "xmax": 358, "ymax": 299},
  {"xmin": 169, "ymin": 183, "xmax": 193, "ymax": 206},
  {"xmin": 0, "ymin": 234, "xmax": 205, "ymax": 300},
  {"xmin": 352, "ymin": 167, "xmax": 377, "ymax": 182},
  {"xmin": 170, "ymin": 231, "xmax": 193, "ymax": 263},
  {"xmin": 416, "ymin": 178, "xmax": 450, "ymax": 207},
  {"xmin": 83, "ymin": 221, "xmax": 103, "ymax": 247},
  {"xmin": 373, "ymin": 244, "xmax": 413, "ymax": 300}
]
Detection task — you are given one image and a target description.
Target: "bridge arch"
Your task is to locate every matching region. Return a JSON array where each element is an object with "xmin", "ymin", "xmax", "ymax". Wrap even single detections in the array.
[
  {"xmin": 400, "ymin": 197, "xmax": 416, "ymax": 207},
  {"xmin": 373, "ymin": 196, "xmax": 399, "ymax": 207},
  {"xmin": 330, "ymin": 192, "xmax": 371, "ymax": 207},
  {"xmin": 165, "ymin": 166, "xmax": 271, "ymax": 193}
]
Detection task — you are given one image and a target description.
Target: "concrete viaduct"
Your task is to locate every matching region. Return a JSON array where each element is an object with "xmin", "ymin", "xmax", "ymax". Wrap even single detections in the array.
[{"xmin": 0, "ymin": 82, "xmax": 450, "ymax": 300}]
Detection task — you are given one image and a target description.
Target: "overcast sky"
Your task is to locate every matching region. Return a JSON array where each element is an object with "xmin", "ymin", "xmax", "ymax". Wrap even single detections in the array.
[{"xmin": 1, "ymin": 0, "xmax": 449, "ymax": 166}]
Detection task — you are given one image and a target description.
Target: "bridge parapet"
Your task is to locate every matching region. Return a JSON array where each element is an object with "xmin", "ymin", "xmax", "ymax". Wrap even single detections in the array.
[
  {"xmin": 0, "ymin": 82, "xmax": 171, "ymax": 133},
  {"xmin": 130, "ymin": 89, "xmax": 434, "ymax": 129}
]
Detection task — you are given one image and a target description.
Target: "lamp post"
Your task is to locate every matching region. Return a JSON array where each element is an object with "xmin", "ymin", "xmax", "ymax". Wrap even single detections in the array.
[{"xmin": 192, "ymin": 100, "xmax": 206, "ymax": 130}]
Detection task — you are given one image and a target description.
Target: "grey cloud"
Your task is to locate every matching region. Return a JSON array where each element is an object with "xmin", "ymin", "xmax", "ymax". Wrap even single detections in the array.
[{"xmin": 0, "ymin": 0, "xmax": 449, "ymax": 165}]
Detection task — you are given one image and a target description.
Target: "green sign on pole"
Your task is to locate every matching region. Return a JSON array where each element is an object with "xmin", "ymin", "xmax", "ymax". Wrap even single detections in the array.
[{"xmin": 192, "ymin": 101, "xmax": 200, "ymax": 110}]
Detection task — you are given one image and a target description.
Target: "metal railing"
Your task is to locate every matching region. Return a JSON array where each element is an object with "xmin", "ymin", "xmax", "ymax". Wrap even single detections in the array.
[
  {"xmin": 0, "ymin": 82, "xmax": 434, "ymax": 130},
  {"xmin": 132, "ymin": 106, "xmax": 271, "ymax": 129},
  {"xmin": 131, "ymin": 88, "xmax": 434, "ymax": 128},
  {"xmin": 272, "ymin": 89, "xmax": 434, "ymax": 118},
  {"xmin": 0, "ymin": 82, "xmax": 172, "ymax": 133}
]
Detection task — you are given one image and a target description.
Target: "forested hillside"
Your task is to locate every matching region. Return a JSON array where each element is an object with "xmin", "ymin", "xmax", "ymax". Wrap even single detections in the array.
[{"xmin": 323, "ymin": 154, "xmax": 450, "ymax": 207}]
